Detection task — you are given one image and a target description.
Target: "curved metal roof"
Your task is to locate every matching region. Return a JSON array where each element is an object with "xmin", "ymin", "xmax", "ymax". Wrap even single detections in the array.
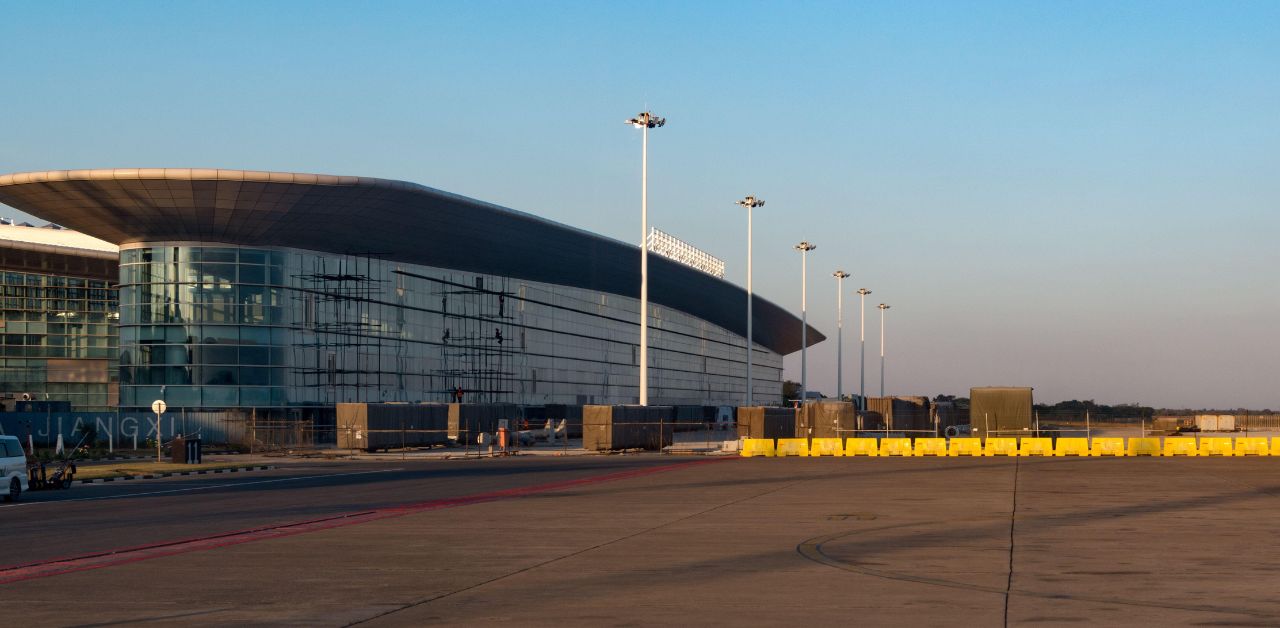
[{"xmin": 0, "ymin": 168, "xmax": 824, "ymax": 354}]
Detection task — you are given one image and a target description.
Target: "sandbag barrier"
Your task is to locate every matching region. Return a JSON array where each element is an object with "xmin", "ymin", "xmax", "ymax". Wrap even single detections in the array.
[{"xmin": 738, "ymin": 436, "xmax": 1280, "ymax": 458}]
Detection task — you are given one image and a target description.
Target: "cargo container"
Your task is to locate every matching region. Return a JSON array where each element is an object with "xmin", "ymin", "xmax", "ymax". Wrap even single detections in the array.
[
  {"xmin": 969, "ymin": 387, "xmax": 1033, "ymax": 439},
  {"xmin": 582, "ymin": 405, "xmax": 674, "ymax": 451},
  {"xmin": 736, "ymin": 406, "xmax": 796, "ymax": 440},
  {"xmin": 337, "ymin": 403, "xmax": 450, "ymax": 451}
]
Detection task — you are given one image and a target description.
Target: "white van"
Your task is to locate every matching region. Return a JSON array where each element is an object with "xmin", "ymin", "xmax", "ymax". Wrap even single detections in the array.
[{"xmin": 1, "ymin": 435, "xmax": 29, "ymax": 502}]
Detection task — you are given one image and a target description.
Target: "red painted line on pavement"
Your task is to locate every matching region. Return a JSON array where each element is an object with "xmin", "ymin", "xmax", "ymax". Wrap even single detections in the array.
[{"xmin": 0, "ymin": 457, "xmax": 732, "ymax": 584}]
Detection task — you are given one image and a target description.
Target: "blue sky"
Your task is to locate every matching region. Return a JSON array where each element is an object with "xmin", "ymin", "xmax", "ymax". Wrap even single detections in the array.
[{"xmin": 2, "ymin": 1, "xmax": 1277, "ymax": 408}]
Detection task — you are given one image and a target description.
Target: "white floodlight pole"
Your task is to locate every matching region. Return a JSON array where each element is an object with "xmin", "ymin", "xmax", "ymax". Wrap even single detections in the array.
[
  {"xmin": 736, "ymin": 196, "xmax": 764, "ymax": 406},
  {"xmin": 795, "ymin": 242, "xmax": 816, "ymax": 404},
  {"xmin": 857, "ymin": 288, "xmax": 871, "ymax": 410},
  {"xmin": 627, "ymin": 111, "xmax": 664, "ymax": 406},
  {"xmin": 833, "ymin": 271, "xmax": 849, "ymax": 400},
  {"xmin": 878, "ymin": 303, "xmax": 891, "ymax": 397}
]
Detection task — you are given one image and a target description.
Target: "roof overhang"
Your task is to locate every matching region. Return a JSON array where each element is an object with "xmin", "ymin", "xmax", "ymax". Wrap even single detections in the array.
[{"xmin": 0, "ymin": 168, "xmax": 825, "ymax": 354}]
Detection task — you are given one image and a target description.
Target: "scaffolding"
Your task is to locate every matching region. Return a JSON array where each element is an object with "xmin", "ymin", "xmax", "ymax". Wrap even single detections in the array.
[
  {"xmin": 432, "ymin": 274, "xmax": 520, "ymax": 404},
  {"xmin": 290, "ymin": 253, "xmax": 400, "ymax": 404}
]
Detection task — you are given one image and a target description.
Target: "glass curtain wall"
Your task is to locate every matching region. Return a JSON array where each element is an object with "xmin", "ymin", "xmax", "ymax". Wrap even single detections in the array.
[{"xmin": 118, "ymin": 245, "xmax": 783, "ymax": 413}]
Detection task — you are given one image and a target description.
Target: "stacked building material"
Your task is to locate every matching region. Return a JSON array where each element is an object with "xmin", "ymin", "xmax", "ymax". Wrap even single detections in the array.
[
  {"xmin": 863, "ymin": 397, "xmax": 932, "ymax": 432},
  {"xmin": 891, "ymin": 396, "xmax": 932, "ymax": 432},
  {"xmin": 337, "ymin": 403, "xmax": 450, "ymax": 451},
  {"xmin": 969, "ymin": 387, "xmax": 1033, "ymax": 439},
  {"xmin": 447, "ymin": 403, "xmax": 521, "ymax": 441},
  {"xmin": 736, "ymin": 406, "xmax": 796, "ymax": 439},
  {"xmin": 934, "ymin": 401, "xmax": 970, "ymax": 432},
  {"xmin": 798, "ymin": 401, "xmax": 857, "ymax": 438},
  {"xmin": 672, "ymin": 405, "xmax": 710, "ymax": 432},
  {"xmin": 582, "ymin": 405, "xmax": 674, "ymax": 451}
]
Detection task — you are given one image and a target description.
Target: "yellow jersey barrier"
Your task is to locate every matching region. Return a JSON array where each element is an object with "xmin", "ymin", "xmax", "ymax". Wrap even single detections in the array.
[
  {"xmin": 948, "ymin": 438, "xmax": 984, "ymax": 456},
  {"xmin": 913, "ymin": 438, "xmax": 949, "ymax": 456},
  {"xmin": 809, "ymin": 438, "xmax": 845, "ymax": 457},
  {"xmin": 879, "ymin": 437, "xmax": 914, "ymax": 457},
  {"xmin": 740, "ymin": 438, "xmax": 775, "ymax": 457},
  {"xmin": 1128, "ymin": 437, "xmax": 1162, "ymax": 456},
  {"xmin": 775, "ymin": 438, "xmax": 809, "ymax": 457},
  {"xmin": 1235, "ymin": 437, "xmax": 1271, "ymax": 456},
  {"xmin": 746, "ymin": 435, "xmax": 1280, "ymax": 460},
  {"xmin": 1019, "ymin": 438, "xmax": 1054, "ymax": 456},
  {"xmin": 1199, "ymin": 437, "xmax": 1234, "ymax": 457},
  {"xmin": 845, "ymin": 438, "xmax": 880, "ymax": 456},
  {"xmin": 1091, "ymin": 438, "xmax": 1127, "ymax": 456},
  {"xmin": 1054, "ymin": 437, "xmax": 1091, "ymax": 456},
  {"xmin": 1162, "ymin": 438, "xmax": 1198, "ymax": 457},
  {"xmin": 985, "ymin": 438, "xmax": 1019, "ymax": 457}
]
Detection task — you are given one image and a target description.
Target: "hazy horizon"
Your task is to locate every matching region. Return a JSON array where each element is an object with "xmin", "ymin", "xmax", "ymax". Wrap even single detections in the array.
[{"xmin": 2, "ymin": 1, "xmax": 1276, "ymax": 409}]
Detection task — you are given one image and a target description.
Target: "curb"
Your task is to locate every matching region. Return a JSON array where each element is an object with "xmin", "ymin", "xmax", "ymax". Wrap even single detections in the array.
[
  {"xmin": 40, "ymin": 455, "xmax": 151, "ymax": 463},
  {"xmin": 76, "ymin": 465, "xmax": 275, "ymax": 484}
]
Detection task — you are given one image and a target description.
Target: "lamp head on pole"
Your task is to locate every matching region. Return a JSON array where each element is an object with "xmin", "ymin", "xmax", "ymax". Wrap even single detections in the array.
[
  {"xmin": 878, "ymin": 303, "xmax": 890, "ymax": 311},
  {"xmin": 833, "ymin": 270, "xmax": 850, "ymax": 279},
  {"xmin": 858, "ymin": 288, "xmax": 872, "ymax": 296},
  {"xmin": 794, "ymin": 241, "xmax": 816, "ymax": 252},
  {"xmin": 735, "ymin": 195, "xmax": 765, "ymax": 209},
  {"xmin": 626, "ymin": 111, "xmax": 666, "ymax": 129}
]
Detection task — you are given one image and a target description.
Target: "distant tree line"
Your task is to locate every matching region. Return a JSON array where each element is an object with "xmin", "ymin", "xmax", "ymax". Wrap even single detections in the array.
[{"xmin": 1031, "ymin": 400, "xmax": 1155, "ymax": 420}]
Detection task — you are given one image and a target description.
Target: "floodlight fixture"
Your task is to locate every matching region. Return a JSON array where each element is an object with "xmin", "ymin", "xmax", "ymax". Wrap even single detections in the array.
[{"xmin": 626, "ymin": 112, "xmax": 666, "ymax": 129}]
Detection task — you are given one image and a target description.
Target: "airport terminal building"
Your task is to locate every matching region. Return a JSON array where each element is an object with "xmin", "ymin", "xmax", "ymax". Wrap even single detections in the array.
[{"xmin": 0, "ymin": 169, "xmax": 821, "ymax": 418}]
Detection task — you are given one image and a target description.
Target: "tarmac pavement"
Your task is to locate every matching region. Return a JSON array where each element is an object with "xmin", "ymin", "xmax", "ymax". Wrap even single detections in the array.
[{"xmin": 3, "ymin": 455, "xmax": 1280, "ymax": 626}]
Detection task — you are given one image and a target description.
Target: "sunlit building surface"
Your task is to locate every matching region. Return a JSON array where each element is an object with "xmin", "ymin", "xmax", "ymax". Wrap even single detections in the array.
[{"xmin": 0, "ymin": 169, "xmax": 822, "ymax": 417}]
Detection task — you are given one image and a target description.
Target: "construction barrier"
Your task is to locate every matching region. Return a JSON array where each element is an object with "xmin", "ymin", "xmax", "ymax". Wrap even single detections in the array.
[
  {"xmin": 1092, "ymin": 438, "xmax": 1127, "ymax": 456},
  {"xmin": 1128, "ymin": 437, "xmax": 1162, "ymax": 456},
  {"xmin": 739, "ymin": 436, "xmax": 1280, "ymax": 460},
  {"xmin": 1162, "ymin": 438, "xmax": 1198, "ymax": 457},
  {"xmin": 1019, "ymin": 438, "xmax": 1054, "ymax": 457},
  {"xmin": 809, "ymin": 438, "xmax": 845, "ymax": 457},
  {"xmin": 740, "ymin": 438, "xmax": 775, "ymax": 458},
  {"xmin": 913, "ymin": 438, "xmax": 949, "ymax": 457},
  {"xmin": 1199, "ymin": 437, "xmax": 1234, "ymax": 457},
  {"xmin": 879, "ymin": 437, "xmax": 914, "ymax": 457},
  {"xmin": 985, "ymin": 437, "xmax": 1019, "ymax": 457},
  {"xmin": 949, "ymin": 438, "xmax": 984, "ymax": 456},
  {"xmin": 845, "ymin": 438, "xmax": 880, "ymax": 457},
  {"xmin": 775, "ymin": 438, "xmax": 810, "ymax": 457},
  {"xmin": 1235, "ymin": 437, "xmax": 1271, "ymax": 456},
  {"xmin": 1054, "ymin": 437, "xmax": 1091, "ymax": 456}
]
